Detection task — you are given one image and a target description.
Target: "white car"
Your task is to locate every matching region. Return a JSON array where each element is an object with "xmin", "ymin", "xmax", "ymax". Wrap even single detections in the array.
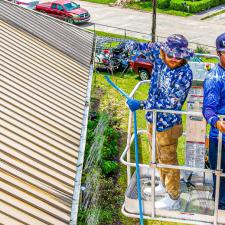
[{"xmin": 12, "ymin": 0, "xmax": 39, "ymax": 9}]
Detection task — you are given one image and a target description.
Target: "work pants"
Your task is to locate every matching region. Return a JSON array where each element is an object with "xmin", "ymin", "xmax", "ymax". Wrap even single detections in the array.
[{"xmin": 148, "ymin": 124, "xmax": 183, "ymax": 199}]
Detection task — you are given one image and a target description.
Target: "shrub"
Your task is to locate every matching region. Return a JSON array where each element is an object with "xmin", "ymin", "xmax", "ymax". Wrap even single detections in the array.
[
  {"xmin": 104, "ymin": 126, "xmax": 120, "ymax": 140},
  {"xmin": 101, "ymin": 145, "xmax": 118, "ymax": 159},
  {"xmin": 101, "ymin": 160, "xmax": 119, "ymax": 175},
  {"xmin": 195, "ymin": 45, "xmax": 210, "ymax": 54},
  {"xmin": 98, "ymin": 178, "xmax": 123, "ymax": 224},
  {"xmin": 98, "ymin": 209, "xmax": 114, "ymax": 225},
  {"xmin": 157, "ymin": 0, "xmax": 171, "ymax": 9},
  {"xmin": 170, "ymin": 0, "xmax": 225, "ymax": 13}
]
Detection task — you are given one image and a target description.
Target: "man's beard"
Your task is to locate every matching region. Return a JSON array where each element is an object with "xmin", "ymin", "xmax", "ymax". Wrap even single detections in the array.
[
  {"xmin": 160, "ymin": 50, "xmax": 186, "ymax": 69},
  {"xmin": 165, "ymin": 60, "xmax": 184, "ymax": 69}
]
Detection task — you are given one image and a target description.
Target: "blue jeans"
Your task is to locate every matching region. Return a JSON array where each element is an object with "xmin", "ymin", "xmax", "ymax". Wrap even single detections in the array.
[{"xmin": 209, "ymin": 139, "xmax": 225, "ymax": 210}]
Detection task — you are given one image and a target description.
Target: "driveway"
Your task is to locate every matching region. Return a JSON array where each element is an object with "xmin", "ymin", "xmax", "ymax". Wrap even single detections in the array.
[{"xmin": 77, "ymin": 0, "xmax": 224, "ymax": 50}]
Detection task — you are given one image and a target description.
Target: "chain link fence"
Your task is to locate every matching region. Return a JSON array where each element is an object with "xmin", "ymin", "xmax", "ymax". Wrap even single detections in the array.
[{"xmin": 86, "ymin": 22, "xmax": 216, "ymax": 53}]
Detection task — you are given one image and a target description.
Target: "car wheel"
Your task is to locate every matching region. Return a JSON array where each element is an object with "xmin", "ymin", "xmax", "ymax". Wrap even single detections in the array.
[
  {"xmin": 66, "ymin": 17, "xmax": 74, "ymax": 24},
  {"xmin": 95, "ymin": 56, "xmax": 101, "ymax": 63},
  {"xmin": 139, "ymin": 69, "xmax": 150, "ymax": 80},
  {"xmin": 110, "ymin": 58, "xmax": 120, "ymax": 70}
]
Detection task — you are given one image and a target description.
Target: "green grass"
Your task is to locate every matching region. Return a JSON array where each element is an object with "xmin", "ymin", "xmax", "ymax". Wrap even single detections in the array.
[
  {"xmin": 92, "ymin": 70, "xmax": 189, "ymax": 224},
  {"xmin": 201, "ymin": 9, "xmax": 225, "ymax": 20},
  {"xmin": 81, "ymin": 0, "xmax": 191, "ymax": 16},
  {"xmin": 125, "ymin": 2, "xmax": 192, "ymax": 17},
  {"xmin": 92, "ymin": 29, "xmax": 150, "ymax": 42},
  {"xmin": 201, "ymin": 57, "xmax": 219, "ymax": 63}
]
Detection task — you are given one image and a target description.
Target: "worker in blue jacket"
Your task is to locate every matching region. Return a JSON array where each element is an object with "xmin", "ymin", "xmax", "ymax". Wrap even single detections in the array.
[
  {"xmin": 126, "ymin": 34, "xmax": 193, "ymax": 210},
  {"xmin": 203, "ymin": 33, "xmax": 225, "ymax": 210}
]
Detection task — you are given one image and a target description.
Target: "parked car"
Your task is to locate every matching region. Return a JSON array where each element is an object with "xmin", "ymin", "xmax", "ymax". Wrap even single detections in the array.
[
  {"xmin": 130, "ymin": 54, "xmax": 153, "ymax": 80},
  {"xmin": 11, "ymin": 0, "xmax": 39, "ymax": 10},
  {"xmin": 35, "ymin": 0, "xmax": 90, "ymax": 24}
]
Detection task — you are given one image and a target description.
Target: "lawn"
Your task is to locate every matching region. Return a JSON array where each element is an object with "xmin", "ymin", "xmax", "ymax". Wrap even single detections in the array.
[
  {"xmin": 92, "ymin": 30, "xmax": 150, "ymax": 42},
  {"xmin": 93, "ymin": 70, "xmax": 189, "ymax": 225}
]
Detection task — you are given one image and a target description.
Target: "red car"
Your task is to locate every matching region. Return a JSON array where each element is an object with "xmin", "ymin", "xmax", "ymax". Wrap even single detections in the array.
[
  {"xmin": 130, "ymin": 55, "xmax": 153, "ymax": 80},
  {"xmin": 35, "ymin": 0, "xmax": 90, "ymax": 24}
]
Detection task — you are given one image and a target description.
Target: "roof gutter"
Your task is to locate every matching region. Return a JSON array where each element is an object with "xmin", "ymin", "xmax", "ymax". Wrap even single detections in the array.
[{"xmin": 69, "ymin": 61, "xmax": 95, "ymax": 224}]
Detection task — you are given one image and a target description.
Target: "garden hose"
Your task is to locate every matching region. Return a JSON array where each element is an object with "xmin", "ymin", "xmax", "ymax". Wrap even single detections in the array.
[{"xmin": 104, "ymin": 75, "xmax": 144, "ymax": 225}]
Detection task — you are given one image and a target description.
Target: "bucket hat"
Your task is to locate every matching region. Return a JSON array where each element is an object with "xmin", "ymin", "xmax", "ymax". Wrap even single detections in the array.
[
  {"xmin": 216, "ymin": 33, "xmax": 225, "ymax": 51},
  {"xmin": 161, "ymin": 34, "xmax": 194, "ymax": 60}
]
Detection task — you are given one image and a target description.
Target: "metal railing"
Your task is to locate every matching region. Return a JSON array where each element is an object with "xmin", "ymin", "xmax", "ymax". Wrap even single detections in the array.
[{"xmin": 121, "ymin": 80, "xmax": 225, "ymax": 225}]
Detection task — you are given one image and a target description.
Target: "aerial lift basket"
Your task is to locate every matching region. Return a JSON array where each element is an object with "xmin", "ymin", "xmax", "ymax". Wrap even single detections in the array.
[{"xmin": 120, "ymin": 54, "xmax": 225, "ymax": 225}]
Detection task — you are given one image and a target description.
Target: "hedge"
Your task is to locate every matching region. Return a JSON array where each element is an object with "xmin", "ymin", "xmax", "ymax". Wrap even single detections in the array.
[
  {"xmin": 157, "ymin": 0, "xmax": 171, "ymax": 9},
  {"xmin": 170, "ymin": 0, "xmax": 225, "ymax": 13}
]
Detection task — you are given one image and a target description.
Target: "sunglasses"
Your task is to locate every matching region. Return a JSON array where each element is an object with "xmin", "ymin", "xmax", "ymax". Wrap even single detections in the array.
[{"xmin": 166, "ymin": 54, "xmax": 182, "ymax": 61}]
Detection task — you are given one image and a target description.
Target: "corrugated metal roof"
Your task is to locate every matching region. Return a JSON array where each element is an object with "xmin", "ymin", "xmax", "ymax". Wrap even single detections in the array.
[
  {"xmin": 0, "ymin": 1, "xmax": 95, "ymax": 224},
  {"xmin": 0, "ymin": 0, "xmax": 94, "ymax": 68}
]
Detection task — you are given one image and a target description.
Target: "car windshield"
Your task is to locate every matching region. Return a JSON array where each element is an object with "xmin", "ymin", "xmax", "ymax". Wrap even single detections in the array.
[{"xmin": 63, "ymin": 2, "xmax": 79, "ymax": 11}]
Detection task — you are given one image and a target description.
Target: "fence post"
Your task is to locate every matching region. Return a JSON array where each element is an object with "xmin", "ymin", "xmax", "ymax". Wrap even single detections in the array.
[{"xmin": 93, "ymin": 23, "xmax": 96, "ymax": 35}]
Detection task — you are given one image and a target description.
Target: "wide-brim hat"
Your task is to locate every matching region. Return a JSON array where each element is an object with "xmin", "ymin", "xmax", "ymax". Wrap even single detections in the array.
[
  {"xmin": 216, "ymin": 33, "xmax": 225, "ymax": 51},
  {"xmin": 160, "ymin": 34, "xmax": 194, "ymax": 60}
]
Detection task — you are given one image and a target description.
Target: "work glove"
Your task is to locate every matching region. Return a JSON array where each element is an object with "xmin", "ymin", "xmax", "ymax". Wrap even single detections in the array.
[
  {"xmin": 126, "ymin": 98, "xmax": 141, "ymax": 112},
  {"xmin": 216, "ymin": 120, "xmax": 225, "ymax": 133}
]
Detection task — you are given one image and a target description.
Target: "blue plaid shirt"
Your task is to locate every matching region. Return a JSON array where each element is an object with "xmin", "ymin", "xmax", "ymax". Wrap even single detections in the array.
[{"xmin": 143, "ymin": 43, "xmax": 193, "ymax": 131}]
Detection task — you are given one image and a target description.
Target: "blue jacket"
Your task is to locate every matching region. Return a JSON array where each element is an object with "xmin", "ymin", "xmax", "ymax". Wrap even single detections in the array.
[
  {"xmin": 142, "ymin": 43, "xmax": 193, "ymax": 131},
  {"xmin": 203, "ymin": 64, "xmax": 225, "ymax": 141}
]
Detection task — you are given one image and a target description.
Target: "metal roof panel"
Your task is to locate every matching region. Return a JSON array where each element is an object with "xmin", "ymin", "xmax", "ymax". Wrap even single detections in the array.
[{"xmin": 0, "ymin": 1, "xmax": 95, "ymax": 223}]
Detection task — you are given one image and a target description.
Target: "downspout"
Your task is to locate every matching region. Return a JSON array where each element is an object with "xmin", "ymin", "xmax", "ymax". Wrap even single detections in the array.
[{"xmin": 69, "ymin": 35, "xmax": 96, "ymax": 225}]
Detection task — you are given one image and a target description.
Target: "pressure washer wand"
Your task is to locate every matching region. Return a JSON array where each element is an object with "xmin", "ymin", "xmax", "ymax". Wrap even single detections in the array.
[
  {"xmin": 105, "ymin": 75, "xmax": 144, "ymax": 225},
  {"xmin": 105, "ymin": 75, "xmax": 130, "ymax": 99}
]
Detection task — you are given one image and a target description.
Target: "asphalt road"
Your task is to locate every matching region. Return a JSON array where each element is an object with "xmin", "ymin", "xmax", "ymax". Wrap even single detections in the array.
[{"xmin": 76, "ymin": 1, "xmax": 225, "ymax": 49}]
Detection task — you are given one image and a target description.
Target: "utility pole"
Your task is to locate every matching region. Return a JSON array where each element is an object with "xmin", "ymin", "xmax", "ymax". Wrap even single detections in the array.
[{"xmin": 152, "ymin": 0, "xmax": 157, "ymax": 42}]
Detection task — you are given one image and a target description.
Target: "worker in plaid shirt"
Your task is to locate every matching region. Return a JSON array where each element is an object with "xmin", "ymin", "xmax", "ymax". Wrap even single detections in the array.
[{"xmin": 127, "ymin": 34, "xmax": 194, "ymax": 210}]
